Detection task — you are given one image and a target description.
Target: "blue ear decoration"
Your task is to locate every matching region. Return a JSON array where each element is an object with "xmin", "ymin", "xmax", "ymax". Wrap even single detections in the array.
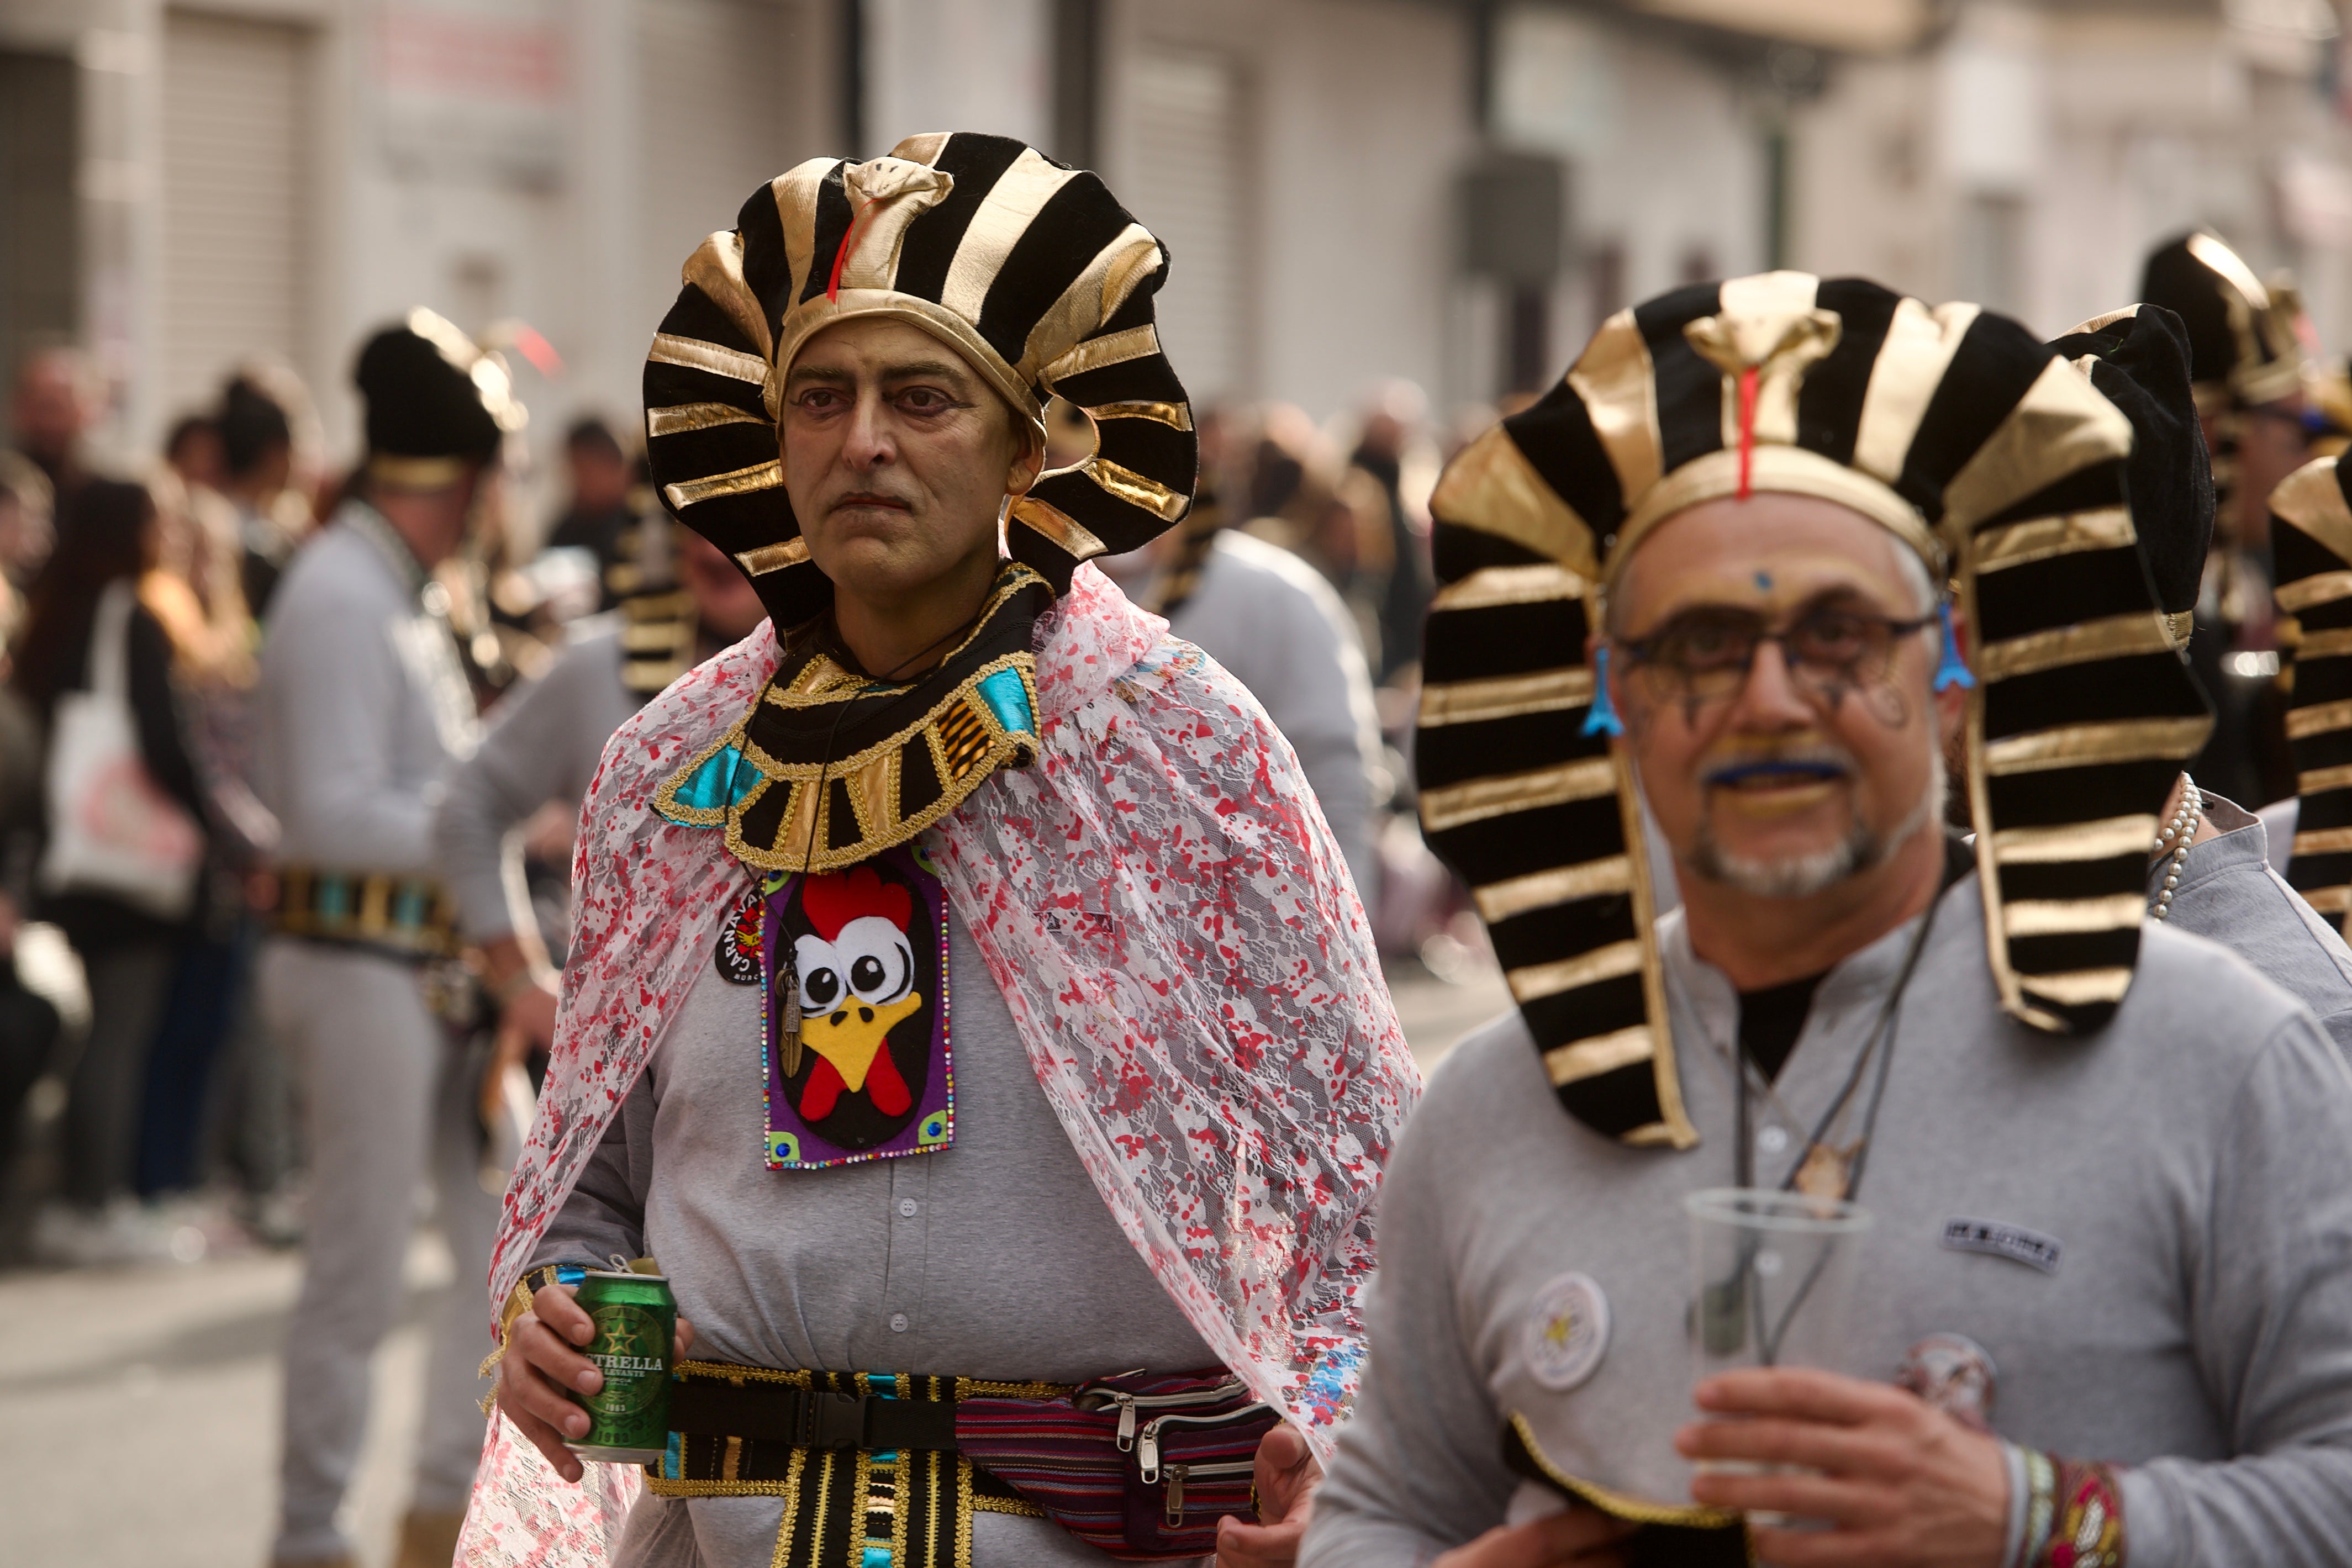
[
  {"xmin": 1933, "ymin": 601, "xmax": 1976, "ymax": 691},
  {"xmin": 1583, "ymin": 645, "xmax": 1626, "ymax": 737}
]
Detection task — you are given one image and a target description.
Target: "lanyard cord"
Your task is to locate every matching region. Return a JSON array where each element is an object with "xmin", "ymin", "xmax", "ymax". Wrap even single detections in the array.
[{"xmin": 1733, "ymin": 880, "xmax": 1948, "ymax": 1203}]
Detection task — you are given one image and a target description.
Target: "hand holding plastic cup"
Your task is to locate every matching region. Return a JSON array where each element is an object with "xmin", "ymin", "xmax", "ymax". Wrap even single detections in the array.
[{"xmin": 1685, "ymin": 1187, "xmax": 1873, "ymax": 1524}]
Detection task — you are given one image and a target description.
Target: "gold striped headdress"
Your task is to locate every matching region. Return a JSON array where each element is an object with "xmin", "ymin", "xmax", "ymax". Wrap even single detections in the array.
[
  {"xmin": 2268, "ymin": 458, "xmax": 2352, "ymax": 926},
  {"xmin": 642, "ymin": 131, "xmax": 1195, "ymax": 628},
  {"xmin": 1418, "ymin": 272, "xmax": 2212, "ymax": 1147}
]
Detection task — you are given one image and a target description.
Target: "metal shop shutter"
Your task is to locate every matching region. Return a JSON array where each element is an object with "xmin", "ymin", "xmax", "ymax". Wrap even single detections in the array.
[
  {"xmin": 636, "ymin": 0, "xmax": 799, "ymax": 332},
  {"xmin": 160, "ymin": 9, "xmax": 307, "ymax": 425},
  {"xmin": 1128, "ymin": 47, "xmax": 1247, "ymax": 405}
]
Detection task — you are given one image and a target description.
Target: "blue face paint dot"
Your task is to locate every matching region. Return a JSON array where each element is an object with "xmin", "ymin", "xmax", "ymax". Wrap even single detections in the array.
[{"xmin": 1754, "ymin": 571, "xmax": 1773, "ymax": 591}]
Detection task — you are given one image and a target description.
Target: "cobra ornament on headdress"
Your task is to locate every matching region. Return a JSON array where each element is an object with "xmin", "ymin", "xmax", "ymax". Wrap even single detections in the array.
[{"xmin": 1418, "ymin": 272, "xmax": 2211, "ymax": 1148}]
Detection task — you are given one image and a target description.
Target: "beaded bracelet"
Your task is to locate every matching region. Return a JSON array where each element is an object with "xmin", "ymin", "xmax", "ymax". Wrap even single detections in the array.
[{"xmin": 2014, "ymin": 1447, "xmax": 2124, "ymax": 1568}]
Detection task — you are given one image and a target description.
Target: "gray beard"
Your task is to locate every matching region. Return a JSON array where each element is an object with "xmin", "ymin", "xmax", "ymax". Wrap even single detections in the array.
[{"xmin": 1688, "ymin": 751, "xmax": 1947, "ymax": 899}]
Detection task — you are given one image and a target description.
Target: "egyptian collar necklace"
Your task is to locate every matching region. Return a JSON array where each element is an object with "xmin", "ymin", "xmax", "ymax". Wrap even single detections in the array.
[{"xmin": 656, "ymin": 561, "xmax": 1051, "ymax": 873}]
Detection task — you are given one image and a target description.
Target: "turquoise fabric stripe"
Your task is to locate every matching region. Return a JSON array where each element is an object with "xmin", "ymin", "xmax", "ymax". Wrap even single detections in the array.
[
  {"xmin": 668, "ymin": 743, "xmax": 751, "ymax": 815},
  {"xmin": 977, "ymin": 668, "xmax": 1033, "ymax": 736}
]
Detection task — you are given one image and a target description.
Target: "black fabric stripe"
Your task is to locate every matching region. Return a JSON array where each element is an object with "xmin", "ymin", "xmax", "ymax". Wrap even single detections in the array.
[
  {"xmin": 1423, "ymin": 794, "xmax": 1627, "ymax": 884},
  {"xmin": 1981, "ymin": 652, "xmax": 2206, "ymax": 741},
  {"xmin": 2292, "ymin": 597, "xmax": 2352, "ymax": 633},
  {"xmin": 1994, "ymin": 853, "xmax": 2146, "ymax": 904},
  {"xmin": 1051, "ymin": 352, "xmax": 1186, "ymax": 406},
  {"xmin": 736, "ymin": 175, "xmax": 797, "ymax": 319},
  {"xmin": 1486, "ymin": 894, "xmax": 1639, "ymax": 973},
  {"xmin": 642, "ymin": 422, "xmax": 776, "ymax": 493},
  {"xmin": 667, "ymin": 485, "xmax": 782, "ymax": 550},
  {"xmin": 1552, "ymin": 1059, "xmax": 1664, "ymax": 1139},
  {"xmin": 1985, "ymin": 759, "xmax": 2182, "ymax": 828},
  {"xmin": 659, "ymin": 286, "xmax": 765, "ymax": 358},
  {"xmin": 1520, "ymin": 970, "xmax": 1649, "ymax": 1045},
  {"xmin": 1499, "ymin": 382, "xmax": 1625, "ymax": 540},
  {"xmin": 2276, "ymin": 520, "xmax": 2344, "ymax": 584},
  {"xmin": 1641, "ymin": 282, "xmax": 1731, "ymax": 478},
  {"xmin": 754, "ymin": 561, "xmax": 832, "ymax": 631},
  {"xmin": 898, "ymin": 731, "xmax": 942, "ymax": 819},
  {"xmin": 1973, "ymin": 547, "xmax": 2156, "ymax": 642},
  {"xmin": 2291, "ymin": 851, "xmax": 2352, "ymax": 892},
  {"xmin": 977, "ymin": 175, "xmax": 1136, "ymax": 369},
  {"xmin": 2289, "ymin": 653, "xmax": 2352, "ymax": 706},
  {"xmin": 2295, "ymin": 787, "xmax": 2352, "ymax": 832},
  {"xmin": 1795, "ymin": 278, "xmax": 1901, "ymax": 464},
  {"xmin": 825, "ymin": 777, "xmax": 862, "ymax": 851},
  {"xmin": 2291, "ymin": 725, "xmax": 2352, "ymax": 774},
  {"xmin": 2007, "ymin": 927, "xmax": 2139, "ymax": 978},
  {"xmin": 797, "ymin": 166, "xmax": 855, "ymax": 306},
  {"xmin": 1433, "ymin": 522, "xmax": 1549, "ymax": 582},
  {"xmin": 1413, "ymin": 710, "xmax": 1602, "ymax": 793},
  {"xmin": 890, "ymin": 134, "xmax": 1027, "ymax": 304},
  {"xmin": 1421, "ymin": 599, "xmax": 1588, "ymax": 681},
  {"xmin": 1089, "ymin": 418, "xmax": 1195, "ymax": 489},
  {"xmin": 1897, "ymin": 312, "xmax": 2050, "ymax": 521},
  {"xmin": 735, "ymin": 779, "xmax": 790, "ymax": 852},
  {"xmin": 642, "ymin": 363, "xmax": 767, "ymax": 420},
  {"xmin": 1970, "ymin": 462, "xmax": 2125, "ymax": 533}
]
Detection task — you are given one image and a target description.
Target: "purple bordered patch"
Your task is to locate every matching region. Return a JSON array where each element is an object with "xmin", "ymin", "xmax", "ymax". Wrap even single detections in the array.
[{"xmin": 760, "ymin": 844, "xmax": 953, "ymax": 1169}]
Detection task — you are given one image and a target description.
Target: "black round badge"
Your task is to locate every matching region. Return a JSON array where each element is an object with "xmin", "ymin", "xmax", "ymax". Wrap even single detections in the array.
[{"xmin": 714, "ymin": 885, "xmax": 762, "ymax": 984}]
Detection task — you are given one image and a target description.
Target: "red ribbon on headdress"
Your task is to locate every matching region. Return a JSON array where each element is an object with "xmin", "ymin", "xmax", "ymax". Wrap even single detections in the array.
[
  {"xmin": 827, "ymin": 197, "xmax": 874, "ymax": 302},
  {"xmin": 1736, "ymin": 364, "xmax": 1759, "ymax": 500}
]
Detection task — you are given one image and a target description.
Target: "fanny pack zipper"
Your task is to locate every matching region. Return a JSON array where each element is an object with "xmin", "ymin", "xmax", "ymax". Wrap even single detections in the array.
[
  {"xmin": 1136, "ymin": 1403, "xmax": 1272, "ymax": 1482},
  {"xmin": 1162, "ymin": 1458, "xmax": 1258, "ymax": 1526},
  {"xmin": 1074, "ymin": 1377, "xmax": 1247, "ymax": 1451}
]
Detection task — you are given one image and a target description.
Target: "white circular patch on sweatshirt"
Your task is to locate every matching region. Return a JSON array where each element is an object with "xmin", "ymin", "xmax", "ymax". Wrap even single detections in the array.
[{"xmin": 1524, "ymin": 1271, "xmax": 1611, "ymax": 1391}]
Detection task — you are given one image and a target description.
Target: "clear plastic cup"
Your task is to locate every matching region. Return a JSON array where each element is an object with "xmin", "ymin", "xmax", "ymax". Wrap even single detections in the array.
[{"xmin": 1685, "ymin": 1186, "xmax": 1874, "ymax": 1525}]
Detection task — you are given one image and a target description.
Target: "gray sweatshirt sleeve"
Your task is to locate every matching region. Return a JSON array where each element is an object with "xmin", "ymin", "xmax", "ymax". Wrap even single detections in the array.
[
  {"xmin": 525, "ymin": 1069, "xmax": 656, "ymax": 1274},
  {"xmin": 1301, "ymin": 1085, "xmax": 1520, "ymax": 1566},
  {"xmin": 1265, "ymin": 584, "xmax": 1380, "ymax": 902},
  {"xmin": 2119, "ymin": 1012, "xmax": 2352, "ymax": 1567},
  {"xmin": 435, "ymin": 634, "xmax": 624, "ymax": 942},
  {"xmin": 266, "ymin": 580, "xmax": 438, "ymax": 873}
]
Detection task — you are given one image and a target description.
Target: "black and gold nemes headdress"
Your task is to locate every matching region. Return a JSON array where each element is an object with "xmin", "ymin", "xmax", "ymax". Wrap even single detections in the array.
[
  {"xmin": 1419, "ymin": 273, "xmax": 2211, "ymax": 1147},
  {"xmin": 2139, "ymin": 232, "xmax": 2304, "ymax": 414},
  {"xmin": 2266, "ymin": 458, "xmax": 2352, "ymax": 926},
  {"xmin": 642, "ymin": 131, "xmax": 1196, "ymax": 629}
]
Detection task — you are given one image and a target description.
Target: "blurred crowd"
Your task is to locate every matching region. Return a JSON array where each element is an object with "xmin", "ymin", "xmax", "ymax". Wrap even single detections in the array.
[{"xmin": 0, "ymin": 332, "xmax": 1504, "ymax": 1273}]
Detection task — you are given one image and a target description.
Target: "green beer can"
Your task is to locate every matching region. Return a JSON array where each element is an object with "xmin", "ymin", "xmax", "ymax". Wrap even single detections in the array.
[{"xmin": 568, "ymin": 1268, "xmax": 676, "ymax": 1464}]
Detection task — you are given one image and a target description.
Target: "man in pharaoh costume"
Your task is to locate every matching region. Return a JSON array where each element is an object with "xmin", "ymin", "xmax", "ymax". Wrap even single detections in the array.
[
  {"xmin": 2138, "ymin": 232, "xmax": 2311, "ymax": 807},
  {"xmin": 2045, "ymin": 305, "xmax": 2352, "ymax": 1054},
  {"xmin": 259, "ymin": 312, "xmax": 525, "ymax": 1568},
  {"xmin": 458, "ymin": 134, "xmax": 1415, "ymax": 1567},
  {"xmin": 1300, "ymin": 274, "xmax": 2352, "ymax": 1568}
]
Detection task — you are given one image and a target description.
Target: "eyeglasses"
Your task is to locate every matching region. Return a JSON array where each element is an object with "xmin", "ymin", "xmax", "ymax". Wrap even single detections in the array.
[{"xmin": 1612, "ymin": 604, "xmax": 1934, "ymax": 709}]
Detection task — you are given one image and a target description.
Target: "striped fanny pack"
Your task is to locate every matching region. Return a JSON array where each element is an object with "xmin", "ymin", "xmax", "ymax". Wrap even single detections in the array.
[{"xmin": 648, "ymin": 1361, "xmax": 1274, "ymax": 1565}]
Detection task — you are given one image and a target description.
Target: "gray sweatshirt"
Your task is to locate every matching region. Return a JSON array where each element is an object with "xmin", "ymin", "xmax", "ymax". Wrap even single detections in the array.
[
  {"xmin": 1161, "ymin": 532, "xmax": 1382, "ymax": 898},
  {"xmin": 256, "ymin": 504, "xmax": 477, "ymax": 875},
  {"xmin": 2156, "ymin": 791, "xmax": 2352, "ymax": 1059},
  {"xmin": 434, "ymin": 626, "xmax": 635, "ymax": 942},
  {"xmin": 529, "ymin": 863, "xmax": 1216, "ymax": 1567},
  {"xmin": 1302, "ymin": 874, "xmax": 2352, "ymax": 1567}
]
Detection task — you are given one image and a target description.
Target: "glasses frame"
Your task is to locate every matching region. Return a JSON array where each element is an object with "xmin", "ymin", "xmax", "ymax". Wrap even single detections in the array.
[{"xmin": 1609, "ymin": 603, "xmax": 1938, "ymax": 712}]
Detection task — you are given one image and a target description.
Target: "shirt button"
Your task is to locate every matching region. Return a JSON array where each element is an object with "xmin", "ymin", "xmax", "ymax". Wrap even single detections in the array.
[
  {"xmin": 1757, "ymin": 1124, "xmax": 1789, "ymax": 1155},
  {"xmin": 890, "ymin": 1313, "xmax": 909, "ymax": 1333},
  {"xmin": 898, "ymin": 1199, "xmax": 919, "ymax": 1218}
]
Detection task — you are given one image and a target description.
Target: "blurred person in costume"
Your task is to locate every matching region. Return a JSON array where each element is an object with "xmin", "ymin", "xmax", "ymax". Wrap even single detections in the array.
[
  {"xmin": 255, "ymin": 309, "xmax": 524, "ymax": 1568},
  {"xmin": 2047, "ymin": 305, "xmax": 2352, "ymax": 1058},
  {"xmin": 1302, "ymin": 273, "xmax": 2352, "ymax": 1567},
  {"xmin": 546, "ymin": 414, "xmax": 641, "ymax": 599},
  {"xmin": 2139, "ymin": 232, "xmax": 2307, "ymax": 805},
  {"xmin": 0, "ymin": 451, "xmax": 53, "ymax": 601},
  {"xmin": 1097, "ymin": 489, "xmax": 1383, "ymax": 899},
  {"xmin": 9, "ymin": 343, "xmax": 103, "ymax": 510},
  {"xmin": 217, "ymin": 373, "xmax": 312, "ymax": 616},
  {"xmin": 10, "ymin": 479, "xmax": 209, "ymax": 1261},
  {"xmin": 468, "ymin": 133, "xmax": 1413, "ymax": 1568},
  {"xmin": 1348, "ymin": 380, "xmax": 1436, "ymax": 685},
  {"xmin": 434, "ymin": 515, "xmax": 766, "ymax": 1085}
]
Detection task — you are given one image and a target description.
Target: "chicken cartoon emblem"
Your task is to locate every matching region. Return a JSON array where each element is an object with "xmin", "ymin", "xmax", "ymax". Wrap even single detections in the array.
[{"xmin": 790, "ymin": 867, "xmax": 924, "ymax": 1123}]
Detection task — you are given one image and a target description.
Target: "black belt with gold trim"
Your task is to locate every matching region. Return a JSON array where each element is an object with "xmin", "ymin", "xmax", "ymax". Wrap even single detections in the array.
[
  {"xmin": 648, "ymin": 1364, "xmax": 1047, "ymax": 1568},
  {"xmin": 268, "ymin": 866, "xmax": 458, "ymax": 960}
]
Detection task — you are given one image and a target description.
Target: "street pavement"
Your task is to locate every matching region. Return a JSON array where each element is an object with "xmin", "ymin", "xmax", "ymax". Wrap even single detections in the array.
[{"xmin": 0, "ymin": 957, "xmax": 1510, "ymax": 1568}]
